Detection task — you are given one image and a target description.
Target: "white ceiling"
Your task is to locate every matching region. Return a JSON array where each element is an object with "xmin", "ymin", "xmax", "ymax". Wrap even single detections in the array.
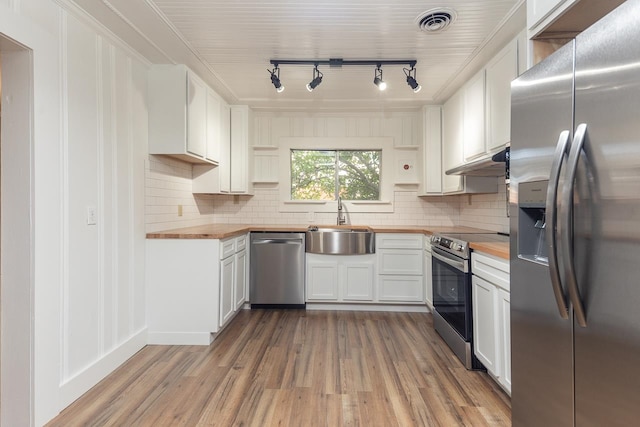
[{"xmin": 74, "ymin": 0, "xmax": 525, "ymax": 110}]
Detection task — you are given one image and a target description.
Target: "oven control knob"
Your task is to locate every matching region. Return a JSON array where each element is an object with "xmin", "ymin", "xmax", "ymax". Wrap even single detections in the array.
[{"xmin": 456, "ymin": 244, "xmax": 464, "ymax": 251}]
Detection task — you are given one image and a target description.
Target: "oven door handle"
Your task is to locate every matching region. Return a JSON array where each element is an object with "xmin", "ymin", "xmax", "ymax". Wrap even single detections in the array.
[{"xmin": 432, "ymin": 247, "xmax": 468, "ymax": 273}]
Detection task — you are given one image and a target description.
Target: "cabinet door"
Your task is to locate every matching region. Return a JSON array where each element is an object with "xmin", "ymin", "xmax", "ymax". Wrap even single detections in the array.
[
  {"xmin": 219, "ymin": 256, "xmax": 235, "ymax": 327},
  {"xmin": 186, "ymin": 72, "xmax": 207, "ymax": 158},
  {"xmin": 423, "ymin": 106, "xmax": 442, "ymax": 194},
  {"xmin": 472, "ymin": 275, "xmax": 498, "ymax": 375},
  {"xmin": 424, "ymin": 250, "xmax": 433, "ymax": 309},
  {"xmin": 341, "ymin": 260, "xmax": 374, "ymax": 301},
  {"xmin": 206, "ymin": 90, "xmax": 221, "ymax": 163},
  {"xmin": 306, "ymin": 259, "xmax": 339, "ymax": 300},
  {"xmin": 486, "ymin": 39, "xmax": 517, "ymax": 152},
  {"xmin": 463, "ymin": 69, "xmax": 486, "ymax": 161},
  {"xmin": 234, "ymin": 250, "xmax": 246, "ymax": 310},
  {"xmin": 498, "ymin": 288, "xmax": 511, "ymax": 394},
  {"xmin": 442, "ymin": 91, "xmax": 464, "ymax": 193},
  {"xmin": 377, "ymin": 275, "xmax": 423, "ymax": 302},
  {"xmin": 230, "ymin": 106, "xmax": 250, "ymax": 193},
  {"xmin": 218, "ymin": 103, "xmax": 231, "ymax": 192}
]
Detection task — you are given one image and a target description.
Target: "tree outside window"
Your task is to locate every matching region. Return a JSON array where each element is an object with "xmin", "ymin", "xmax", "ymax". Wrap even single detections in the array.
[{"xmin": 290, "ymin": 149, "xmax": 381, "ymax": 200}]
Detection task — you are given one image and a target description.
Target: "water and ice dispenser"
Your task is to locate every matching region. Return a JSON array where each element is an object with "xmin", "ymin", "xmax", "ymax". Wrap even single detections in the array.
[{"xmin": 518, "ymin": 180, "xmax": 549, "ymax": 263}]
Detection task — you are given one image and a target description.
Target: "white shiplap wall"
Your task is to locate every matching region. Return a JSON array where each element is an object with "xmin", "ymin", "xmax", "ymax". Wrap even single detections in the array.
[
  {"xmin": 0, "ymin": 1, "xmax": 147, "ymax": 424},
  {"xmin": 59, "ymin": 9, "xmax": 148, "ymax": 413}
]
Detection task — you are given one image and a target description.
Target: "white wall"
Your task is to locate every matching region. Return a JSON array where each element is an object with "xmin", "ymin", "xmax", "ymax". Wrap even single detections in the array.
[{"xmin": 1, "ymin": 1, "xmax": 147, "ymax": 425}]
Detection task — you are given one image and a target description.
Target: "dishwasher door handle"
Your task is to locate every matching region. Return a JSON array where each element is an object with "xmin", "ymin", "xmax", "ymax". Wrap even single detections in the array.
[{"xmin": 252, "ymin": 239, "xmax": 303, "ymax": 245}]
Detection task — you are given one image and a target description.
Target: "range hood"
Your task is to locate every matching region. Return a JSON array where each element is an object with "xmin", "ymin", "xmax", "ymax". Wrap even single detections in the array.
[{"xmin": 445, "ymin": 148, "xmax": 508, "ymax": 177}]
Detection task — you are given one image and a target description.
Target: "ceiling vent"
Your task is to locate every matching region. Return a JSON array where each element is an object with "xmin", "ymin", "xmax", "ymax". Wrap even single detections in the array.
[{"xmin": 416, "ymin": 8, "xmax": 457, "ymax": 33}]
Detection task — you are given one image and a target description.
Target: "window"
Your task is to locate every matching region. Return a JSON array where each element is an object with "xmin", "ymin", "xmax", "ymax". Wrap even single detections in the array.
[{"xmin": 290, "ymin": 149, "xmax": 381, "ymax": 201}]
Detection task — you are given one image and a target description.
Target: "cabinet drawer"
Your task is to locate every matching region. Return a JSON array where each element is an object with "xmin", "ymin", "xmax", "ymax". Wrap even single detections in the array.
[
  {"xmin": 472, "ymin": 252, "xmax": 510, "ymax": 291},
  {"xmin": 378, "ymin": 275, "xmax": 423, "ymax": 302},
  {"xmin": 376, "ymin": 233, "xmax": 423, "ymax": 249},
  {"xmin": 235, "ymin": 234, "xmax": 247, "ymax": 252},
  {"xmin": 378, "ymin": 249, "xmax": 423, "ymax": 275},
  {"xmin": 220, "ymin": 238, "xmax": 236, "ymax": 259}
]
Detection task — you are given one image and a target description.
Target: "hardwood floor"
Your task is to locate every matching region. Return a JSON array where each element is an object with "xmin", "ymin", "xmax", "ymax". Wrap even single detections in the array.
[{"xmin": 47, "ymin": 310, "xmax": 511, "ymax": 426}]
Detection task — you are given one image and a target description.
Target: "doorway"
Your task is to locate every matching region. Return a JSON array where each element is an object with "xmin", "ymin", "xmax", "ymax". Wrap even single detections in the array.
[{"xmin": 0, "ymin": 33, "xmax": 34, "ymax": 426}]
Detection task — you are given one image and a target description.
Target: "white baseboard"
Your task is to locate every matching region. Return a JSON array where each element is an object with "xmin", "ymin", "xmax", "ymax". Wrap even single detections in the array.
[
  {"xmin": 59, "ymin": 328, "xmax": 147, "ymax": 409},
  {"xmin": 305, "ymin": 303, "xmax": 430, "ymax": 313},
  {"xmin": 147, "ymin": 331, "xmax": 214, "ymax": 346}
]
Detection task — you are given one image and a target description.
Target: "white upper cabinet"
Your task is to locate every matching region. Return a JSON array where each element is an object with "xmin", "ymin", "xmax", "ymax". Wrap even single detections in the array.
[
  {"xmin": 148, "ymin": 64, "xmax": 217, "ymax": 165},
  {"xmin": 463, "ymin": 69, "xmax": 486, "ymax": 162},
  {"xmin": 442, "ymin": 90, "xmax": 464, "ymax": 193},
  {"xmin": 486, "ymin": 38, "xmax": 518, "ymax": 152},
  {"xmin": 421, "ymin": 106, "xmax": 442, "ymax": 195},
  {"xmin": 230, "ymin": 105, "xmax": 253, "ymax": 194},
  {"xmin": 206, "ymin": 90, "xmax": 221, "ymax": 164}
]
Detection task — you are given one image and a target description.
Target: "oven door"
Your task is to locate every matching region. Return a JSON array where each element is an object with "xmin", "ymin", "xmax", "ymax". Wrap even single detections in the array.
[{"xmin": 431, "ymin": 246, "xmax": 472, "ymax": 341}]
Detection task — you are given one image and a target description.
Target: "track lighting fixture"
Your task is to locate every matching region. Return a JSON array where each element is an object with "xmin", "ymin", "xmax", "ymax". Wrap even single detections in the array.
[
  {"xmin": 306, "ymin": 65, "xmax": 323, "ymax": 92},
  {"xmin": 373, "ymin": 66, "xmax": 387, "ymax": 91},
  {"xmin": 268, "ymin": 59, "xmax": 420, "ymax": 93},
  {"xmin": 268, "ymin": 65, "xmax": 284, "ymax": 92},
  {"xmin": 404, "ymin": 65, "xmax": 422, "ymax": 93}
]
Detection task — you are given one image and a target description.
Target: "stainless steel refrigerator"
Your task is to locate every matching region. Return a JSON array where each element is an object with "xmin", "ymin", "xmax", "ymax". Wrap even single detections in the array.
[{"xmin": 510, "ymin": 1, "xmax": 640, "ymax": 425}]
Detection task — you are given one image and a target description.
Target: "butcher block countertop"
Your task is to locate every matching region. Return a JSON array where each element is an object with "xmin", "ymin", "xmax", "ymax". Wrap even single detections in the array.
[
  {"xmin": 470, "ymin": 242, "xmax": 510, "ymax": 260},
  {"xmin": 146, "ymin": 224, "xmax": 495, "ymax": 240}
]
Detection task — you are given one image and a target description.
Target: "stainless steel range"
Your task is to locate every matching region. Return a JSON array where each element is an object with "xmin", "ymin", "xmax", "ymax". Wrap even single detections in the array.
[{"xmin": 430, "ymin": 232, "xmax": 508, "ymax": 370}]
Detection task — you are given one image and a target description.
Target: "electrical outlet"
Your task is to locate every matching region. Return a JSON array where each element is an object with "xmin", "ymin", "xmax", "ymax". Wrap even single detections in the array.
[
  {"xmin": 178, "ymin": 205, "xmax": 183, "ymax": 217},
  {"xmin": 308, "ymin": 211, "xmax": 315, "ymax": 222},
  {"xmin": 87, "ymin": 206, "xmax": 97, "ymax": 225}
]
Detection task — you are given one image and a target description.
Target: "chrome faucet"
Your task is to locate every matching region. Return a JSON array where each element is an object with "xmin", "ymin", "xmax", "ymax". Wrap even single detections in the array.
[{"xmin": 337, "ymin": 196, "xmax": 346, "ymax": 225}]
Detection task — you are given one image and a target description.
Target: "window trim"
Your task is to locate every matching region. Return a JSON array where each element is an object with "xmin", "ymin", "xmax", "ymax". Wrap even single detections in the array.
[{"xmin": 279, "ymin": 137, "xmax": 394, "ymax": 213}]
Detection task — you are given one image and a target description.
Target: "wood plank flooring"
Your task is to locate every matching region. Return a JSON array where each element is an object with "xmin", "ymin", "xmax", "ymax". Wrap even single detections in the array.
[{"xmin": 47, "ymin": 310, "xmax": 511, "ymax": 426}]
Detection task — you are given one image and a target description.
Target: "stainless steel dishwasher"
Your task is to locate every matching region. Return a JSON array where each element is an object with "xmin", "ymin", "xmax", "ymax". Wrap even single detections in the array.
[{"xmin": 250, "ymin": 232, "xmax": 305, "ymax": 308}]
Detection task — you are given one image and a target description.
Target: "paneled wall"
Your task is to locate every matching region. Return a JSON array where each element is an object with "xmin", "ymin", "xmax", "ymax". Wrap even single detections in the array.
[
  {"xmin": 0, "ymin": 2, "xmax": 148, "ymax": 424},
  {"xmin": 61, "ymin": 10, "xmax": 147, "ymax": 399}
]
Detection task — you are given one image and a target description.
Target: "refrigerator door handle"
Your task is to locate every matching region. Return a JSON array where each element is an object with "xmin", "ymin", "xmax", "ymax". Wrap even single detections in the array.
[
  {"xmin": 560, "ymin": 123, "xmax": 588, "ymax": 327},
  {"xmin": 546, "ymin": 130, "xmax": 571, "ymax": 320}
]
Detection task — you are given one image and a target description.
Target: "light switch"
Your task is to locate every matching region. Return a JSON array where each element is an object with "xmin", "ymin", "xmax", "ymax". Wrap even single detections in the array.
[{"xmin": 87, "ymin": 206, "xmax": 97, "ymax": 225}]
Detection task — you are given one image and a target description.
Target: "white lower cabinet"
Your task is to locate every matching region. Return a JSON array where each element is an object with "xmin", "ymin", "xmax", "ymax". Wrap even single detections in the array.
[
  {"xmin": 471, "ymin": 251, "xmax": 511, "ymax": 395},
  {"xmin": 306, "ymin": 257, "xmax": 340, "ymax": 301},
  {"xmin": 498, "ymin": 288, "xmax": 511, "ymax": 393},
  {"xmin": 306, "ymin": 254, "xmax": 374, "ymax": 302},
  {"xmin": 378, "ymin": 275, "xmax": 423, "ymax": 302},
  {"xmin": 234, "ymin": 250, "xmax": 247, "ymax": 310},
  {"xmin": 472, "ymin": 275, "xmax": 498, "ymax": 373},
  {"xmin": 341, "ymin": 261, "xmax": 375, "ymax": 301},
  {"xmin": 219, "ymin": 234, "xmax": 247, "ymax": 328},
  {"xmin": 376, "ymin": 234, "xmax": 424, "ymax": 304},
  {"xmin": 219, "ymin": 255, "xmax": 235, "ymax": 327},
  {"xmin": 146, "ymin": 233, "xmax": 249, "ymax": 346}
]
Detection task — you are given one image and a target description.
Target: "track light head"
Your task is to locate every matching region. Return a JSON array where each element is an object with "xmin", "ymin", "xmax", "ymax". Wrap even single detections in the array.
[
  {"xmin": 306, "ymin": 65, "xmax": 323, "ymax": 92},
  {"xmin": 268, "ymin": 65, "xmax": 284, "ymax": 92},
  {"xmin": 404, "ymin": 66, "xmax": 422, "ymax": 93},
  {"xmin": 374, "ymin": 66, "xmax": 387, "ymax": 91}
]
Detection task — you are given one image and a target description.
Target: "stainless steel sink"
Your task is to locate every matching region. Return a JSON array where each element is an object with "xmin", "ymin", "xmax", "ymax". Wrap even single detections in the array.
[{"xmin": 305, "ymin": 226, "xmax": 375, "ymax": 255}]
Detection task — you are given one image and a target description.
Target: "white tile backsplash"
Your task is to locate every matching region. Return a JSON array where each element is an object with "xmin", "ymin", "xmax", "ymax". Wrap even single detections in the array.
[
  {"xmin": 145, "ymin": 154, "xmax": 509, "ymax": 232},
  {"xmin": 145, "ymin": 155, "xmax": 216, "ymax": 232},
  {"xmin": 458, "ymin": 182, "xmax": 510, "ymax": 233}
]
